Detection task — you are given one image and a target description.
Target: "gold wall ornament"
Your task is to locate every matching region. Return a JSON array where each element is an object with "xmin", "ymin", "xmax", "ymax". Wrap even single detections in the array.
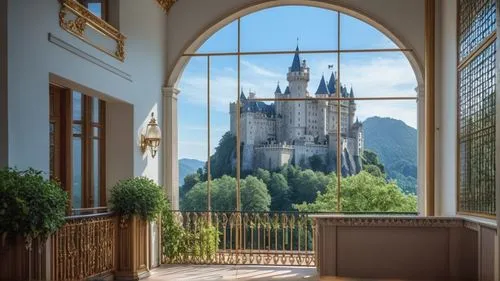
[
  {"xmin": 58, "ymin": 0, "xmax": 127, "ymax": 61},
  {"xmin": 156, "ymin": 0, "xmax": 177, "ymax": 13}
]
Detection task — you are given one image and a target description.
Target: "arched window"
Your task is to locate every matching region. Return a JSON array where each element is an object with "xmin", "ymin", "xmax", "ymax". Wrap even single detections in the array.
[{"xmin": 177, "ymin": 5, "xmax": 420, "ymax": 213}]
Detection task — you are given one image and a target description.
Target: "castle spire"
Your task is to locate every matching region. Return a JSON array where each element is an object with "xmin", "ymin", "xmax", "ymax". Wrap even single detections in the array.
[
  {"xmin": 274, "ymin": 81, "xmax": 282, "ymax": 94},
  {"xmin": 284, "ymin": 86, "xmax": 291, "ymax": 95},
  {"xmin": 240, "ymin": 89, "xmax": 247, "ymax": 101},
  {"xmin": 315, "ymin": 74, "xmax": 330, "ymax": 95},
  {"xmin": 327, "ymin": 72, "xmax": 336, "ymax": 95},
  {"xmin": 290, "ymin": 43, "xmax": 301, "ymax": 72}
]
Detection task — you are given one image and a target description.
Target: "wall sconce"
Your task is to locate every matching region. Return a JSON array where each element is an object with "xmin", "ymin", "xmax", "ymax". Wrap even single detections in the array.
[{"xmin": 141, "ymin": 113, "xmax": 161, "ymax": 158}]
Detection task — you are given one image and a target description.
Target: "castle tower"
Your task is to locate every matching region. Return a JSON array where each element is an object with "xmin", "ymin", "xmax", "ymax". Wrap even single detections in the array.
[
  {"xmin": 286, "ymin": 45, "xmax": 309, "ymax": 141},
  {"xmin": 348, "ymin": 87, "xmax": 356, "ymax": 135},
  {"xmin": 315, "ymin": 74, "xmax": 330, "ymax": 140}
]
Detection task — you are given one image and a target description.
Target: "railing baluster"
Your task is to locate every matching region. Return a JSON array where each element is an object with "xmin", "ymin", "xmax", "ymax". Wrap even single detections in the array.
[{"xmin": 161, "ymin": 210, "xmax": 317, "ymax": 267}]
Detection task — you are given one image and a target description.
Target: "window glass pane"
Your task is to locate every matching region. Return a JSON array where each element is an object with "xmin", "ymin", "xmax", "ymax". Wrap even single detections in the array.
[
  {"xmin": 196, "ymin": 21, "xmax": 238, "ymax": 54},
  {"xmin": 458, "ymin": 0, "xmax": 496, "ymax": 62},
  {"xmin": 340, "ymin": 13, "xmax": 398, "ymax": 50},
  {"xmin": 92, "ymin": 97, "xmax": 100, "ymax": 123},
  {"xmin": 240, "ymin": 6, "xmax": 338, "ymax": 52},
  {"xmin": 355, "ymin": 100, "xmax": 418, "ymax": 197},
  {"xmin": 93, "ymin": 139, "xmax": 100, "ymax": 207},
  {"xmin": 458, "ymin": 41, "xmax": 496, "ymax": 216},
  {"xmin": 240, "ymin": 52, "xmax": 338, "ymax": 99},
  {"xmin": 93, "ymin": 127, "xmax": 100, "ymax": 138},
  {"xmin": 73, "ymin": 92, "xmax": 82, "ymax": 121},
  {"xmin": 87, "ymin": 3, "xmax": 103, "ymax": 19},
  {"xmin": 73, "ymin": 124, "xmax": 82, "ymax": 135},
  {"xmin": 340, "ymin": 52, "xmax": 417, "ymax": 98},
  {"xmin": 177, "ymin": 57, "xmax": 209, "ymax": 210},
  {"xmin": 72, "ymin": 137, "xmax": 83, "ymax": 209}
]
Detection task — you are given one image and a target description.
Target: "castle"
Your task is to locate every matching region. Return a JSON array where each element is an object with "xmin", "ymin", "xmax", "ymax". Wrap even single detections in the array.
[{"xmin": 230, "ymin": 46, "xmax": 364, "ymax": 175}]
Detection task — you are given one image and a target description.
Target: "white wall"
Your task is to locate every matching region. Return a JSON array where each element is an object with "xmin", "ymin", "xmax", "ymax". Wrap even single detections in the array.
[
  {"xmin": 434, "ymin": 0, "xmax": 457, "ymax": 216},
  {"xmin": 165, "ymin": 0, "xmax": 425, "ymax": 87},
  {"xmin": 7, "ymin": 0, "xmax": 167, "ymax": 184}
]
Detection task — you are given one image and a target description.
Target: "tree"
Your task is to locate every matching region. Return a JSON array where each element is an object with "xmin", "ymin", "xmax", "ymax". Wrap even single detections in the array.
[
  {"xmin": 295, "ymin": 171, "xmax": 417, "ymax": 212},
  {"xmin": 209, "ymin": 132, "xmax": 236, "ymax": 179},
  {"xmin": 241, "ymin": 176, "xmax": 271, "ymax": 211},
  {"xmin": 180, "ymin": 172, "xmax": 201, "ymax": 200},
  {"xmin": 268, "ymin": 173, "xmax": 291, "ymax": 211},
  {"xmin": 363, "ymin": 164, "xmax": 384, "ymax": 178},
  {"xmin": 362, "ymin": 150, "xmax": 385, "ymax": 174},
  {"xmin": 308, "ymin": 154, "xmax": 325, "ymax": 172},
  {"xmin": 182, "ymin": 175, "xmax": 270, "ymax": 212},
  {"xmin": 283, "ymin": 167, "xmax": 330, "ymax": 205},
  {"xmin": 254, "ymin": 168, "xmax": 271, "ymax": 185}
]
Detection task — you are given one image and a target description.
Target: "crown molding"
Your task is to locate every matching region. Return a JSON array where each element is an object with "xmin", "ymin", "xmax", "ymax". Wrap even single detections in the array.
[{"xmin": 156, "ymin": 0, "xmax": 177, "ymax": 13}]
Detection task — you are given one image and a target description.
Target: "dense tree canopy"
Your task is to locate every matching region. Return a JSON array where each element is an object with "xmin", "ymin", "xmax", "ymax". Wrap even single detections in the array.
[
  {"xmin": 294, "ymin": 171, "xmax": 417, "ymax": 212},
  {"xmin": 182, "ymin": 175, "xmax": 271, "ymax": 212}
]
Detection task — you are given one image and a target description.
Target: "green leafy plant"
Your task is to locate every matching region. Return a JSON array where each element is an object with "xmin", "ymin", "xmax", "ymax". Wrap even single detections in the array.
[
  {"xmin": 110, "ymin": 177, "xmax": 166, "ymax": 221},
  {"xmin": 0, "ymin": 168, "xmax": 67, "ymax": 248},
  {"xmin": 161, "ymin": 203, "xmax": 188, "ymax": 262},
  {"xmin": 161, "ymin": 208, "xmax": 219, "ymax": 263}
]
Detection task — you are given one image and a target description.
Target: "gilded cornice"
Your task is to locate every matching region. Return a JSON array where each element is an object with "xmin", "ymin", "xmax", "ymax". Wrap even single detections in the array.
[
  {"xmin": 59, "ymin": 0, "xmax": 127, "ymax": 61},
  {"xmin": 157, "ymin": 0, "xmax": 177, "ymax": 13},
  {"xmin": 314, "ymin": 216, "xmax": 464, "ymax": 228}
]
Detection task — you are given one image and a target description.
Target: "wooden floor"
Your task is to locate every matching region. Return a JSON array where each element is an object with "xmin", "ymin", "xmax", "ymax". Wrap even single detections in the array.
[{"xmin": 148, "ymin": 265, "xmax": 469, "ymax": 281}]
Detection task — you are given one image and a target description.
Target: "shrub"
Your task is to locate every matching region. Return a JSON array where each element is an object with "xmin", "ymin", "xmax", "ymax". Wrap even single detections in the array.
[
  {"xmin": 0, "ymin": 168, "xmax": 67, "ymax": 248},
  {"xmin": 161, "ymin": 203, "xmax": 188, "ymax": 262},
  {"xmin": 110, "ymin": 177, "xmax": 166, "ymax": 221},
  {"xmin": 161, "ymin": 207, "xmax": 219, "ymax": 262}
]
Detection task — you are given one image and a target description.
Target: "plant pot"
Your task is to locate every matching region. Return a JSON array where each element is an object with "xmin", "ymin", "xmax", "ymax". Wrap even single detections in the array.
[{"xmin": 115, "ymin": 216, "xmax": 150, "ymax": 281}]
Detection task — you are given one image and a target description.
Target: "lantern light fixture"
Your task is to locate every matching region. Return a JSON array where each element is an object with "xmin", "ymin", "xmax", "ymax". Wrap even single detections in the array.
[{"xmin": 141, "ymin": 113, "xmax": 161, "ymax": 158}]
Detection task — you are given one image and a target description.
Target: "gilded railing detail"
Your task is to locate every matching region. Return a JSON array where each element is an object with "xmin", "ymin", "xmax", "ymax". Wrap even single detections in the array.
[
  {"xmin": 163, "ymin": 211, "xmax": 316, "ymax": 266},
  {"xmin": 59, "ymin": 0, "xmax": 127, "ymax": 61},
  {"xmin": 156, "ymin": 0, "xmax": 177, "ymax": 13},
  {"xmin": 51, "ymin": 213, "xmax": 117, "ymax": 281}
]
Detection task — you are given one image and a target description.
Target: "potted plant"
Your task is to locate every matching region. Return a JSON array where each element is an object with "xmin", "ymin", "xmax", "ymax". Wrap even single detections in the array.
[
  {"xmin": 0, "ymin": 168, "xmax": 67, "ymax": 280},
  {"xmin": 110, "ymin": 177, "xmax": 166, "ymax": 280}
]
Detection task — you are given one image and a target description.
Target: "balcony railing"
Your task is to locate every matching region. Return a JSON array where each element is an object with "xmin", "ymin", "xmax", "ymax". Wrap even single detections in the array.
[
  {"xmin": 50, "ymin": 212, "xmax": 117, "ymax": 281},
  {"xmin": 162, "ymin": 211, "xmax": 316, "ymax": 266}
]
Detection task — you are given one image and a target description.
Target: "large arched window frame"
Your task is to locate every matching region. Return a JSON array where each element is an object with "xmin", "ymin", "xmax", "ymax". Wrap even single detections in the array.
[{"xmin": 174, "ymin": 5, "xmax": 424, "ymax": 213}]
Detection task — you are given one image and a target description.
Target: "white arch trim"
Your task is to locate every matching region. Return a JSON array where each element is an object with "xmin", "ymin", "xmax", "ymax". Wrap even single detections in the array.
[{"xmin": 166, "ymin": 0, "xmax": 424, "ymax": 89}]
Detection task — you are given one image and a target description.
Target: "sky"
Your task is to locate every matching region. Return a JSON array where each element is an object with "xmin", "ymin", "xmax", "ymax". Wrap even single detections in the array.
[{"xmin": 177, "ymin": 6, "xmax": 418, "ymax": 161}]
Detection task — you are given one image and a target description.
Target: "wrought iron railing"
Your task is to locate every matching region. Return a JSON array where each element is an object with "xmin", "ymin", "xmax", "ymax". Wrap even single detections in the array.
[
  {"xmin": 50, "ymin": 212, "xmax": 117, "ymax": 281},
  {"xmin": 162, "ymin": 211, "xmax": 316, "ymax": 266}
]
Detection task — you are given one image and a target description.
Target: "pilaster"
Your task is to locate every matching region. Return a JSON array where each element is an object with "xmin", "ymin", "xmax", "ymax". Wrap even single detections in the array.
[{"xmin": 163, "ymin": 87, "xmax": 180, "ymax": 210}]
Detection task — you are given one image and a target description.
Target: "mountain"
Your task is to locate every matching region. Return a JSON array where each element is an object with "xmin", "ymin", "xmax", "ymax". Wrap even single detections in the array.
[
  {"xmin": 179, "ymin": 158, "xmax": 205, "ymax": 185},
  {"xmin": 363, "ymin": 117, "xmax": 418, "ymax": 194}
]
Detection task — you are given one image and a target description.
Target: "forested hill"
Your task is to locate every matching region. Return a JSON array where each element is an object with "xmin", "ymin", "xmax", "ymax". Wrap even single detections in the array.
[
  {"xmin": 363, "ymin": 117, "xmax": 418, "ymax": 194},
  {"xmin": 179, "ymin": 158, "xmax": 204, "ymax": 185}
]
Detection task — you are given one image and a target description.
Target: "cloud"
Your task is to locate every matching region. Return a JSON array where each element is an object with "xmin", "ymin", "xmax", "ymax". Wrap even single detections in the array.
[{"xmin": 241, "ymin": 60, "xmax": 282, "ymax": 78}]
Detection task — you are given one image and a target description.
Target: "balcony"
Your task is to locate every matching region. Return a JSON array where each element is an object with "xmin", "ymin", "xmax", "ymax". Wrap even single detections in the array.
[{"xmin": 1, "ymin": 210, "xmax": 495, "ymax": 280}]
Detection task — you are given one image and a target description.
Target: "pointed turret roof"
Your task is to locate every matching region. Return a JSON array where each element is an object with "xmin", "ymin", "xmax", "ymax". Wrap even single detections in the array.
[
  {"xmin": 275, "ymin": 82, "xmax": 282, "ymax": 94},
  {"xmin": 315, "ymin": 75, "xmax": 330, "ymax": 95},
  {"xmin": 284, "ymin": 86, "xmax": 291, "ymax": 94},
  {"xmin": 290, "ymin": 45, "xmax": 301, "ymax": 72},
  {"xmin": 327, "ymin": 72, "xmax": 336, "ymax": 95},
  {"xmin": 240, "ymin": 89, "xmax": 247, "ymax": 101},
  {"xmin": 349, "ymin": 87, "xmax": 354, "ymax": 98}
]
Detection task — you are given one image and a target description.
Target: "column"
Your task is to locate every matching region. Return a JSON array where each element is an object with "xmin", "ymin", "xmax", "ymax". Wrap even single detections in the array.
[
  {"xmin": 163, "ymin": 87, "xmax": 180, "ymax": 210},
  {"xmin": 424, "ymin": 0, "xmax": 436, "ymax": 216},
  {"xmin": 416, "ymin": 85, "xmax": 426, "ymax": 215}
]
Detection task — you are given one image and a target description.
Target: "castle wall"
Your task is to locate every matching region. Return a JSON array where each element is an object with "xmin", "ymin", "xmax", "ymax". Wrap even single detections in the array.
[
  {"xmin": 294, "ymin": 144, "xmax": 328, "ymax": 167},
  {"xmin": 255, "ymin": 145, "xmax": 294, "ymax": 171}
]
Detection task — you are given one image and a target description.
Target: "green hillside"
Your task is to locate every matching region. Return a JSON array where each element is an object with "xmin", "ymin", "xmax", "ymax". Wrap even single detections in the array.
[
  {"xmin": 363, "ymin": 117, "xmax": 418, "ymax": 194},
  {"xmin": 179, "ymin": 158, "xmax": 204, "ymax": 185}
]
